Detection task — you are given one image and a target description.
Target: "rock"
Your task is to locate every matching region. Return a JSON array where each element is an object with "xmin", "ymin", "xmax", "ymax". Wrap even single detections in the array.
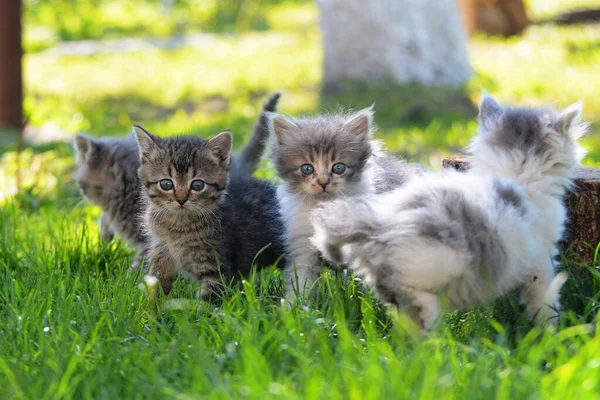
[{"xmin": 443, "ymin": 157, "xmax": 600, "ymax": 262}]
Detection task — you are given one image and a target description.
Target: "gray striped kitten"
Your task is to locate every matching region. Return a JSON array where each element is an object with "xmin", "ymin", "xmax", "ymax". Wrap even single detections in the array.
[
  {"xmin": 135, "ymin": 126, "xmax": 285, "ymax": 297},
  {"xmin": 269, "ymin": 107, "xmax": 418, "ymax": 301},
  {"xmin": 74, "ymin": 93, "xmax": 281, "ymax": 268}
]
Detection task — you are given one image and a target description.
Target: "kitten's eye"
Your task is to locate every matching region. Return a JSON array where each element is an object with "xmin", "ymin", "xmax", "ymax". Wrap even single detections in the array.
[
  {"xmin": 159, "ymin": 179, "xmax": 174, "ymax": 191},
  {"xmin": 300, "ymin": 164, "xmax": 314, "ymax": 176},
  {"xmin": 190, "ymin": 180, "xmax": 205, "ymax": 192},
  {"xmin": 332, "ymin": 162, "xmax": 346, "ymax": 175}
]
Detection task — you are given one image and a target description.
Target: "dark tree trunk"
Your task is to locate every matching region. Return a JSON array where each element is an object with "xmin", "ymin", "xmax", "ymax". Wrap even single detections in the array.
[
  {"xmin": 0, "ymin": 0, "xmax": 23, "ymax": 129},
  {"xmin": 443, "ymin": 158, "xmax": 600, "ymax": 262}
]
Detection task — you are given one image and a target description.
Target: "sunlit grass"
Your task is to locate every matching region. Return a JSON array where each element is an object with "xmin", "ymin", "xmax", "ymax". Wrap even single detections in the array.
[
  {"xmin": 1, "ymin": 202, "xmax": 599, "ymax": 398},
  {"xmin": 2, "ymin": 1, "xmax": 600, "ymax": 398}
]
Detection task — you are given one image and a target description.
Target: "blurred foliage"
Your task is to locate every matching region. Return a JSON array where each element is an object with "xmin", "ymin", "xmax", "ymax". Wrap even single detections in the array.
[
  {"xmin": 23, "ymin": 0, "xmax": 313, "ymax": 52},
  {"xmin": 525, "ymin": 0, "xmax": 600, "ymax": 20},
  {"xmin": 6, "ymin": 0, "xmax": 600, "ymax": 203}
]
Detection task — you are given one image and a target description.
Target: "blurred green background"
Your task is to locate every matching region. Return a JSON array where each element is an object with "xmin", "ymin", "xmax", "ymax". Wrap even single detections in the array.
[{"xmin": 2, "ymin": 0, "xmax": 600, "ymax": 205}]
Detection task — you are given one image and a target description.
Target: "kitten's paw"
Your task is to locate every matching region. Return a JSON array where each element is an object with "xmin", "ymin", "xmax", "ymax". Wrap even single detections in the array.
[
  {"xmin": 283, "ymin": 288, "xmax": 298, "ymax": 309},
  {"xmin": 534, "ymin": 271, "xmax": 568, "ymax": 327},
  {"xmin": 413, "ymin": 292, "xmax": 441, "ymax": 332},
  {"xmin": 200, "ymin": 277, "xmax": 224, "ymax": 302},
  {"xmin": 98, "ymin": 214, "xmax": 115, "ymax": 242},
  {"xmin": 130, "ymin": 253, "xmax": 150, "ymax": 272}
]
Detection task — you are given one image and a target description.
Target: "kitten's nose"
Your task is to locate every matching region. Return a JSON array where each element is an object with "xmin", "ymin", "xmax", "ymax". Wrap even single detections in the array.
[
  {"xmin": 175, "ymin": 192, "xmax": 188, "ymax": 205},
  {"xmin": 317, "ymin": 178, "xmax": 330, "ymax": 190}
]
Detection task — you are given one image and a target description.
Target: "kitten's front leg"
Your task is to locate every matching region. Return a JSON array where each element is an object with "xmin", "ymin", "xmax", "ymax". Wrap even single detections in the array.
[
  {"xmin": 130, "ymin": 246, "xmax": 150, "ymax": 272},
  {"xmin": 150, "ymin": 242, "xmax": 177, "ymax": 295},
  {"xmin": 98, "ymin": 213, "xmax": 115, "ymax": 242},
  {"xmin": 181, "ymin": 252, "xmax": 224, "ymax": 302},
  {"xmin": 200, "ymin": 274, "xmax": 223, "ymax": 302},
  {"xmin": 284, "ymin": 249, "xmax": 321, "ymax": 305},
  {"xmin": 521, "ymin": 258, "xmax": 567, "ymax": 326}
]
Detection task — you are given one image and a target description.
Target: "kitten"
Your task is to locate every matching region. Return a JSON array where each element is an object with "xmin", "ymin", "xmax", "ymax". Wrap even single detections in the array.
[
  {"xmin": 74, "ymin": 92, "xmax": 281, "ymax": 268},
  {"xmin": 310, "ymin": 95, "xmax": 585, "ymax": 330},
  {"xmin": 135, "ymin": 126, "xmax": 284, "ymax": 298},
  {"xmin": 74, "ymin": 133, "xmax": 150, "ymax": 268},
  {"xmin": 269, "ymin": 108, "xmax": 417, "ymax": 301}
]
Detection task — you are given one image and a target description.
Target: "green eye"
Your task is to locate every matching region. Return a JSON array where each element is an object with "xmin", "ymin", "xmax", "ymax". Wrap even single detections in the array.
[
  {"xmin": 332, "ymin": 162, "xmax": 346, "ymax": 174},
  {"xmin": 159, "ymin": 179, "xmax": 174, "ymax": 190},
  {"xmin": 190, "ymin": 180, "xmax": 205, "ymax": 191},
  {"xmin": 300, "ymin": 164, "xmax": 314, "ymax": 175}
]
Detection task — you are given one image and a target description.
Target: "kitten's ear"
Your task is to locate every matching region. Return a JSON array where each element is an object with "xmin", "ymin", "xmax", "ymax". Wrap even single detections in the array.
[
  {"xmin": 74, "ymin": 133, "xmax": 96, "ymax": 163},
  {"xmin": 479, "ymin": 94, "xmax": 503, "ymax": 132},
  {"xmin": 344, "ymin": 107, "xmax": 373, "ymax": 139},
  {"xmin": 559, "ymin": 102, "xmax": 583, "ymax": 133},
  {"xmin": 206, "ymin": 130, "xmax": 233, "ymax": 164},
  {"xmin": 269, "ymin": 113, "xmax": 297, "ymax": 147},
  {"xmin": 133, "ymin": 125, "xmax": 159, "ymax": 160}
]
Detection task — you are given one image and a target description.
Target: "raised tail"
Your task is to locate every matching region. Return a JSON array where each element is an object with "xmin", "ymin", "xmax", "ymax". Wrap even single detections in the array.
[{"xmin": 231, "ymin": 92, "xmax": 282, "ymax": 176}]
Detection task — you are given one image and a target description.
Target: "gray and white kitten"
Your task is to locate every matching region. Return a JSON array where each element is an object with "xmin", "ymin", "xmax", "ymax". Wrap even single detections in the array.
[
  {"xmin": 269, "ymin": 107, "xmax": 417, "ymax": 301},
  {"xmin": 310, "ymin": 95, "xmax": 585, "ymax": 330},
  {"xmin": 135, "ymin": 126, "xmax": 285, "ymax": 297},
  {"xmin": 74, "ymin": 93, "xmax": 281, "ymax": 268}
]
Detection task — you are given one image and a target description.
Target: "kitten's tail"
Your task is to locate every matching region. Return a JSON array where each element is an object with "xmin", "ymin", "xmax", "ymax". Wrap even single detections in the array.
[{"xmin": 232, "ymin": 92, "xmax": 282, "ymax": 176}]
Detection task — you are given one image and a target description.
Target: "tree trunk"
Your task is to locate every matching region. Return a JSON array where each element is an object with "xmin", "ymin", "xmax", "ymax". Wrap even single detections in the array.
[
  {"xmin": 458, "ymin": 0, "xmax": 529, "ymax": 37},
  {"xmin": 443, "ymin": 158, "xmax": 600, "ymax": 262},
  {"xmin": 318, "ymin": 0, "xmax": 473, "ymax": 93},
  {"xmin": 0, "ymin": 0, "xmax": 23, "ymax": 129}
]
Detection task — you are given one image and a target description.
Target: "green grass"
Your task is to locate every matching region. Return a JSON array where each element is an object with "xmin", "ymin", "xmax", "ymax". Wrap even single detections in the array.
[{"xmin": 2, "ymin": 1, "xmax": 600, "ymax": 398}]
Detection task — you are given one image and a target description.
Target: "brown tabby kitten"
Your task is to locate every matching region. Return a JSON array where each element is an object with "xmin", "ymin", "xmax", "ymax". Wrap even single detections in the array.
[
  {"xmin": 74, "ymin": 93, "xmax": 281, "ymax": 269},
  {"xmin": 136, "ymin": 127, "xmax": 232, "ymax": 297}
]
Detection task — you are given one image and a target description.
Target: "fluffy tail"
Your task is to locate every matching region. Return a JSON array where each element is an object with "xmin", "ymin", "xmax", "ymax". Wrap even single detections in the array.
[{"xmin": 231, "ymin": 92, "xmax": 282, "ymax": 176}]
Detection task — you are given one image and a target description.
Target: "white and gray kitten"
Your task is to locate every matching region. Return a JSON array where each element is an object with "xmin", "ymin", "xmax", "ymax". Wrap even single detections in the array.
[
  {"xmin": 269, "ymin": 107, "xmax": 417, "ymax": 301},
  {"xmin": 310, "ymin": 95, "xmax": 585, "ymax": 330}
]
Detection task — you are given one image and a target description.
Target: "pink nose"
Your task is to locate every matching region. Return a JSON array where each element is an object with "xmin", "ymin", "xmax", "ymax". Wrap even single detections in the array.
[
  {"xmin": 317, "ymin": 178, "xmax": 329, "ymax": 189},
  {"xmin": 175, "ymin": 191, "xmax": 188, "ymax": 205}
]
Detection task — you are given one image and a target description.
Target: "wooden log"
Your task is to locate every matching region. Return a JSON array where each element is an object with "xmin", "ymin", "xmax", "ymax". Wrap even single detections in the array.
[{"xmin": 443, "ymin": 158, "xmax": 600, "ymax": 262}]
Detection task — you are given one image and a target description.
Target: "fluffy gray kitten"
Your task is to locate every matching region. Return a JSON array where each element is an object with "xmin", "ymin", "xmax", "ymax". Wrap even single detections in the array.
[
  {"xmin": 135, "ymin": 126, "xmax": 285, "ymax": 298},
  {"xmin": 74, "ymin": 93, "xmax": 280, "ymax": 268},
  {"xmin": 311, "ymin": 95, "xmax": 585, "ymax": 330},
  {"xmin": 268, "ymin": 107, "xmax": 418, "ymax": 302}
]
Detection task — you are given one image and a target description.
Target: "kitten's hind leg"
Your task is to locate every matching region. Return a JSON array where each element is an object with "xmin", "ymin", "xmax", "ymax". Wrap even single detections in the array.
[
  {"xmin": 521, "ymin": 258, "xmax": 567, "ymax": 326},
  {"xmin": 99, "ymin": 213, "xmax": 115, "ymax": 242},
  {"xmin": 403, "ymin": 287, "xmax": 441, "ymax": 332},
  {"xmin": 150, "ymin": 243, "xmax": 177, "ymax": 295},
  {"xmin": 375, "ymin": 277, "xmax": 441, "ymax": 332}
]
